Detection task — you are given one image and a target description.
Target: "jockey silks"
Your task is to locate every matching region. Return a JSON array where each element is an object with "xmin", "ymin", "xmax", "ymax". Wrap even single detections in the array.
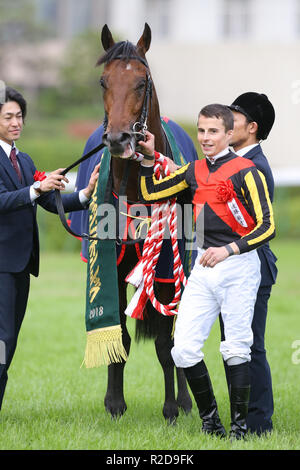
[{"xmin": 139, "ymin": 151, "xmax": 275, "ymax": 253}]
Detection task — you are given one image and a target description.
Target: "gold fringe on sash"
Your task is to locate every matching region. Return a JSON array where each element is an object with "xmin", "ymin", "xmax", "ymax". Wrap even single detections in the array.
[{"xmin": 82, "ymin": 325, "xmax": 128, "ymax": 368}]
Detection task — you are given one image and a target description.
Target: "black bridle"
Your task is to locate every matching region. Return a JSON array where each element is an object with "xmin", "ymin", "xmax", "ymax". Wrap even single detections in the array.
[
  {"xmin": 55, "ymin": 54, "xmax": 153, "ymax": 243},
  {"xmin": 102, "ymin": 55, "xmax": 153, "ymax": 142}
]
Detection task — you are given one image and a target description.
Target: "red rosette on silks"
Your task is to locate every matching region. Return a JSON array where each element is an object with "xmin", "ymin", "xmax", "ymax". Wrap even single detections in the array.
[{"xmin": 216, "ymin": 179, "xmax": 236, "ymax": 203}]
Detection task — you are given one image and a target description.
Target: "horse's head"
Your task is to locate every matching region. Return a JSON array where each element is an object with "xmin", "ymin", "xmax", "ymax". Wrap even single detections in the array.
[{"xmin": 97, "ymin": 24, "xmax": 152, "ymax": 159}]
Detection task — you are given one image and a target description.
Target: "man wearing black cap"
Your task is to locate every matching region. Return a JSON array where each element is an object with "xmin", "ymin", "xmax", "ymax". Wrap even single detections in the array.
[{"xmin": 222, "ymin": 92, "xmax": 278, "ymax": 435}]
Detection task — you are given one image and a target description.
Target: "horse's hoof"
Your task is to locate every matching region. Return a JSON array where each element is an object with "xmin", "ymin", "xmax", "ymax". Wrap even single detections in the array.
[
  {"xmin": 177, "ymin": 397, "xmax": 193, "ymax": 415},
  {"xmin": 106, "ymin": 407, "xmax": 127, "ymax": 420},
  {"xmin": 104, "ymin": 399, "xmax": 127, "ymax": 419},
  {"xmin": 163, "ymin": 403, "xmax": 179, "ymax": 425},
  {"xmin": 166, "ymin": 416, "xmax": 177, "ymax": 426}
]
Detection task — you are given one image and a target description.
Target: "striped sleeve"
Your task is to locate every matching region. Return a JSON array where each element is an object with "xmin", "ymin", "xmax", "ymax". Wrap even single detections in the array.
[
  {"xmin": 139, "ymin": 163, "xmax": 191, "ymax": 203},
  {"xmin": 236, "ymin": 168, "xmax": 275, "ymax": 253}
]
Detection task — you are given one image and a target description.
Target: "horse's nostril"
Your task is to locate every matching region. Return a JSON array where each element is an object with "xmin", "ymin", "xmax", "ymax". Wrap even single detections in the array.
[
  {"xmin": 102, "ymin": 132, "xmax": 132, "ymax": 146},
  {"xmin": 119, "ymin": 132, "xmax": 131, "ymax": 144}
]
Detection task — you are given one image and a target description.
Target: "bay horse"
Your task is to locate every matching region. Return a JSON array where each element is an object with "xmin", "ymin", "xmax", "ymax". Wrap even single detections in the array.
[{"xmin": 71, "ymin": 24, "xmax": 198, "ymax": 423}]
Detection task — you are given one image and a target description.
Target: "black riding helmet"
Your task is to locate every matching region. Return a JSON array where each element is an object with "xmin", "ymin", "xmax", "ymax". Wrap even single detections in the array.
[{"xmin": 228, "ymin": 92, "xmax": 275, "ymax": 140}]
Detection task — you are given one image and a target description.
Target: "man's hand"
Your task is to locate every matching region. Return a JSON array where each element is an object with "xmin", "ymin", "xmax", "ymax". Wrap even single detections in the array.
[
  {"xmin": 82, "ymin": 163, "xmax": 100, "ymax": 199},
  {"xmin": 138, "ymin": 132, "xmax": 180, "ymax": 171},
  {"xmin": 199, "ymin": 243, "xmax": 239, "ymax": 268},
  {"xmin": 39, "ymin": 169, "xmax": 69, "ymax": 193}
]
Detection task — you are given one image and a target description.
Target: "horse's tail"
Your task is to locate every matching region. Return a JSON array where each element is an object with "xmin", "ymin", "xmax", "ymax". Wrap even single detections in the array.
[
  {"xmin": 134, "ymin": 302, "xmax": 162, "ymax": 342},
  {"xmin": 134, "ymin": 300, "xmax": 176, "ymax": 343}
]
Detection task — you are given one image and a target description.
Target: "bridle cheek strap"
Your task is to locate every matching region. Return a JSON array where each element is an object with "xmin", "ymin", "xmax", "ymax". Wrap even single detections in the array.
[{"xmin": 102, "ymin": 57, "xmax": 153, "ymax": 144}]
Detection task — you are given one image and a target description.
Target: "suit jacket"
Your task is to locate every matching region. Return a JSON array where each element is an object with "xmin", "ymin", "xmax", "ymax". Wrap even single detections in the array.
[
  {"xmin": 0, "ymin": 147, "xmax": 85, "ymax": 277},
  {"xmin": 243, "ymin": 144, "xmax": 277, "ymax": 287}
]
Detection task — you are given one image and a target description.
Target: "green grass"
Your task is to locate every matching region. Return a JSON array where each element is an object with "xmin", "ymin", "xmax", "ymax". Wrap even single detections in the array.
[{"xmin": 0, "ymin": 239, "xmax": 299, "ymax": 450}]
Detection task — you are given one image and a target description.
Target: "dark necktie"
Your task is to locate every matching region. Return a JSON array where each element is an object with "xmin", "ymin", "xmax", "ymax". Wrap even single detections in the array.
[{"xmin": 10, "ymin": 147, "xmax": 22, "ymax": 182}]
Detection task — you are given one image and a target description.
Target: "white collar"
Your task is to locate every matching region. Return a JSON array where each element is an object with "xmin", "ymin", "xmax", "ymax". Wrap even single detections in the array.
[
  {"xmin": 205, "ymin": 147, "xmax": 230, "ymax": 164},
  {"xmin": 232, "ymin": 144, "xmax": 259, "ymax": 157},
  {"xmin": 0, "ymin": 139, "xmax": 18, "ymax": 158}
]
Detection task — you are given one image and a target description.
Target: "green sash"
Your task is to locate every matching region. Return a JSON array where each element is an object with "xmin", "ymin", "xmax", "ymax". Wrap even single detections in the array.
[
  {"xmin": 82, "ymin": 148, "xmax": 127, "ymax": 367},
  {"xmin": 82, "ymin": 120, "xmax": 190, "ymax": 368}
]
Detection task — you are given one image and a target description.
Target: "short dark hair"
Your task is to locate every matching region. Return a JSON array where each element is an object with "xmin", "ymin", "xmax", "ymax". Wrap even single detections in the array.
[
  {"xmin": 0, "ymin": 86, "xmax": 27, "ymax": 120},
  {"xmin": 198, "ymin": 104, "xmax": 233, "ymax": 132}
]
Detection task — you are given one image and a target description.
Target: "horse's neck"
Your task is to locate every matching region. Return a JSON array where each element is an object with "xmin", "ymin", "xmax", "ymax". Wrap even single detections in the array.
[
  {"xmin": 148, "ymin": 88, "xmax": 166, "ymax": 154},
  {"xmin": 111, "ymin": 158, "xmax": 140, "ymax": 202}
]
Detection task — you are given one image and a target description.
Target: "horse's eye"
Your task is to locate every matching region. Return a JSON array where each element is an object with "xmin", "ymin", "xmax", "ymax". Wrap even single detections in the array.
[{"xmin": 99, "ymin": 78, "xmax": 107, "ymax": 89}]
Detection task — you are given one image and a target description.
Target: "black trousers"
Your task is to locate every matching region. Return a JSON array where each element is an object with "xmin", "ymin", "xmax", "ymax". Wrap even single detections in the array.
[
  {"xmin": 0, "ymin": 270, "xmax": 30, "ymax": 409},
  {"xmin": 219, "ymin": 285, "xmax": 274, "ymax": 434}
]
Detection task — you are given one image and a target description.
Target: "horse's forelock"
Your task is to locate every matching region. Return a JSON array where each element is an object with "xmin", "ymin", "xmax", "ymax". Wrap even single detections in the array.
[{"xmin": 96, "ymin": 41, "xmax": 142, "ymax": 67}]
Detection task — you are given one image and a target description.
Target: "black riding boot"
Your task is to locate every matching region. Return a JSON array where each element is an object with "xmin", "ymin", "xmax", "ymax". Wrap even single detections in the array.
[
  {"xmin": 227, "ymin": 362, "xmax": 251, "ymax": 440},
  {"xmin": 184, "ymin": 361, "xmax": 226, "ymax": 437}
]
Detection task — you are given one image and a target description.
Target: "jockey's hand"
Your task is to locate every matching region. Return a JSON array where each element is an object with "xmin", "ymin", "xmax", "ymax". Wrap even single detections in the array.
[
  {"xmin": 138, "ymin": 131, "xmax": 155, "ymax": 165},
  {"xmin": 83, "ymin": 163, "xmax": 100, "ymax": 199},
  {"xmin": 164, "ymin": 157, "xmax": 181, "ymax": 173},
  {"xmin": 199, "ymin": 243, "xmax": 239, "ymax": 268}
]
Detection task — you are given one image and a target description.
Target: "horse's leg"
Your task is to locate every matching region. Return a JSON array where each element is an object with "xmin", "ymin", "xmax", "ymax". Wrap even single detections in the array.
[
  {"xmin": 104, "ymin": 277, "xmax": 131, "ymax": 418},
  {"xmin": 153, "ymin": 282, "xmax": 193, "ymax": 423},
  {"xmin": 176, "ymin": 368, "xmax": 193, "ymax": 414},
  {"xmin": 154, "ymin": 311, "xmax": 178, "ymax": 424}
]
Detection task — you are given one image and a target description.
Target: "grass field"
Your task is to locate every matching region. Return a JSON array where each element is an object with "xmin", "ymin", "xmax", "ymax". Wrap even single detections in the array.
[{"xmin": 0, "ymin": 239, "xmax": 299, "ymax": 451}]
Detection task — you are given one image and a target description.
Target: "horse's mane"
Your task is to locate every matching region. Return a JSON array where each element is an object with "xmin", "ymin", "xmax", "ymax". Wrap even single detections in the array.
[{"xmin": 97, "ymin": 41, "xmax": 146, "ymax": 66}]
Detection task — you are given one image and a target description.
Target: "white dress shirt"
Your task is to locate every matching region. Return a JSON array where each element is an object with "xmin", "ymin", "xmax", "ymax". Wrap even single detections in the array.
[
  {"xmin": 0, "ymin": 138, "xmax": 19, "ymax": 158},
  {"xmin": 232, "ymin": 144, "xmax": 259, "ymax": 157},
  {"xmin": 205, "ymin": 147, "xmax": 231, "ymax": 164}
]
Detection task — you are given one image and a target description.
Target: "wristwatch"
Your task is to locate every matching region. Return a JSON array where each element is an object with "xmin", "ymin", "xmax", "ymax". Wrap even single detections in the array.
[{"xmin": 33, "ymin": 180, "xmax": 43, "ymax": 195}]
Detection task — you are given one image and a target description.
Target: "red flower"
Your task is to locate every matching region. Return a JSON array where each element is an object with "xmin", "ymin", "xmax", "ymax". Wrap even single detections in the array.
[
  {"xmin": 216, "ymin": 180, "xmax": 236, "ymax": 203},
  {"xmin": 34, "ymin": 170, "xmax": 46, "ymax": 182}
]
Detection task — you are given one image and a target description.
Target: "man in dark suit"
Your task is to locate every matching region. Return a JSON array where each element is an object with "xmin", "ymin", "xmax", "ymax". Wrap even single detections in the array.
[
  {"xmin": 221, "ymin": 92, "xmax": 277, "ymax": 435},
  {"xmin": 0, "ymin": 86, "xmax": 99, "ymax": 410}
]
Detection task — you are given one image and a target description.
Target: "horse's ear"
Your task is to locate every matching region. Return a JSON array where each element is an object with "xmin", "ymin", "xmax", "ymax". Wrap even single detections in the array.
[
  {"xmin": 101, "ymin": 24, "xmax": 115, "ymax": 51},
  {"xmin": 136, "ymin": 23, "xmax": 151, "ymax": 55}
]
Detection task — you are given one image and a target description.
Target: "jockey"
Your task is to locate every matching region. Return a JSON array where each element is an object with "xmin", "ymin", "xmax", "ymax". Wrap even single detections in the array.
[{"xmin": 137, "ymin": 103, "xmax": 275, "ymax": 440}]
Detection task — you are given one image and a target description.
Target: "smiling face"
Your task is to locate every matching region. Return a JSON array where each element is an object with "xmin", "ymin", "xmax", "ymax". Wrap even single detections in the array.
[
  {"xmin": 197, "ymin": 114, "xmax": 233, "ymax": 157},
  {"xmin": 0, "ymin": 101, "xmax": 23, "ymax": 145}
]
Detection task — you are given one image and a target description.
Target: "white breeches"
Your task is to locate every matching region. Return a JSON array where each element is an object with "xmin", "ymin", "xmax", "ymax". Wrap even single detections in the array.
[{"xmin": 171, "ymin": 248, "xmax": 261, "ymax": 368}]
